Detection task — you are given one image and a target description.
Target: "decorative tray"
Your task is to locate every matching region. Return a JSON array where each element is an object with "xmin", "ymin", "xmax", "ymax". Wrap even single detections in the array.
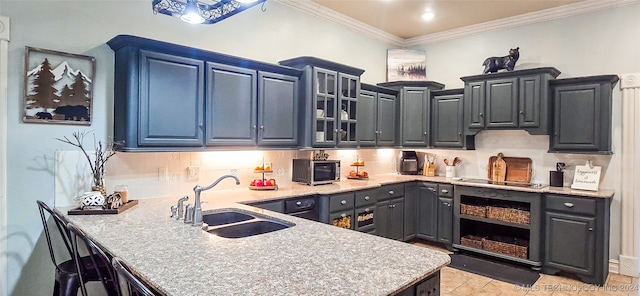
[
  {"xmin": 347, "ymin": 176, "xmax": 369, "ymax": 180},
  {"xmin": 68, "ymin": 200, "xmax": 138, "ymax": 215},
  {"xmin": 248, "ymin": 185, "xmax": 278, "ymax": 191}
]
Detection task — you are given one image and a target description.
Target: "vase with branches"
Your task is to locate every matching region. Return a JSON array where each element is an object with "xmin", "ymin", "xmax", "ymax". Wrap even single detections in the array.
[{"xmin": 56, "ymin": 131, "xmax": 116, "ymax": 196}]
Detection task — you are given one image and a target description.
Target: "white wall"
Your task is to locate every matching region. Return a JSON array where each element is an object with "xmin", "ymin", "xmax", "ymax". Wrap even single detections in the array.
[
  {"xmin": 0, "ymin": 1, "xmax": 393, "ymax": 294},
  {"xmin": 2, "ymin": 0, "xmax": 639, "ymax": 294}
]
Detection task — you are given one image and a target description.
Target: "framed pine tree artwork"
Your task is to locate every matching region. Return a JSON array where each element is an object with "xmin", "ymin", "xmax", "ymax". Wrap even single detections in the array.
[{"xmin": 23, "ymin": 46, "xmax": 96, "ymax": 125}]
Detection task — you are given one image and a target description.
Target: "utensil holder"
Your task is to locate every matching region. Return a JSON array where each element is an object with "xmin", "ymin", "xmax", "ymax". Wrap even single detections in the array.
[
  {"xmin": 549, "ymin": 171, "xmax": 564, "ymax": 187},
  {"xmin": 445, "ymin": 166, "xmax": 456, "ymax": 178}
]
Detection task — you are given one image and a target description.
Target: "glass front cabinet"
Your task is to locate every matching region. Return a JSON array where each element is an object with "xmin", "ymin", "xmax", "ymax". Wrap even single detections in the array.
[{"xmin": 279, "ymin": 57, "xmax": 364, "ymax": 148}]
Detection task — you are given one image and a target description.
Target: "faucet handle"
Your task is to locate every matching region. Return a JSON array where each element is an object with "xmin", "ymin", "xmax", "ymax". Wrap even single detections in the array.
[
  {"xmin": 176, "ymin": 196, "xmax": 189, "ymax": 219},
  {"xmin": 170, "ymin": 205, "xmax": 178, "ymax": 219}
]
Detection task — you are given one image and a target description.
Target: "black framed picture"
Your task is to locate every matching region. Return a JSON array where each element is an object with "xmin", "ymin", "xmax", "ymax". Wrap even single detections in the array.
[{"xmin": 23, "ymin": 46, "xmax": 96, "ymax": 125}]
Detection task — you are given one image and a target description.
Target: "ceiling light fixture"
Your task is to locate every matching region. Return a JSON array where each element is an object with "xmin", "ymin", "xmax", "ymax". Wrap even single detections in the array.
[
  {"xmin": 152, "ymin": 0, "xmax": 267, "ymax": 25},
  {"xmin": 421, "ymin": 11, "xmax": 435, "ymax": 21}
]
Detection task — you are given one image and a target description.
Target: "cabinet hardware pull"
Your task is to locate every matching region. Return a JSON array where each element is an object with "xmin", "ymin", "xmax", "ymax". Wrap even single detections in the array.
[
  {"xmin": 564, "ymin": 202, "xmax": 574, "ymax": 208},
  {"xmin": 447, "ymin": 203, "xmax": 451, "ymax": 207},
  {"xmin": 259, "ymin": 125, "xmax": 264, "ymax": 130},
  {"xmin": 341, "ymin": 213, "xmax": 346, "ymax": 218},
  {"xmin": 441, "ymin": 189, "xmax": 449, "ymax": 194},
  {"xmin": 296, "ymin": 201, "xmax": 302, "ymax": 206},
  {"xmin": 429, "ymin": 188, "xmax": 436, "ymax": 192},
  {"xmin": 479, "ymin": 113, "xmax": 483, "ymax": 117},
  {"xmin": 423, "ymin": 131, "xmax": 427, "ymax": 135},
  {"xmin": 252, "ymin": 125, "xmax": 256, "ymax": 129},
  {"xmin": 519, "ymin": 110, "xmax": 524, "ymax": 115},
  {"xmin": 389, "ymin": 190, "xmax": 394, "ymax": 195},
  {"xmin": 588, "ymin": 228, "xmax": 593, "ymax": 231},
  {"xmin": 340, "ymin": 200, "xmax": 347, "ymax": 205},
  {"xmin": 364, "ymin": 196, "xmax": 370, "ymax": 200},
  {"xmin": 365, "ymin": 208, "xmax": 370, "ymax": 212}
]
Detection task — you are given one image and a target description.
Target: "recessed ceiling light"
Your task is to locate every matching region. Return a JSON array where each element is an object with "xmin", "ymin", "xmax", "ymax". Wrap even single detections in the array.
[{"xmin": 421, "ymin": 11, "xmax": 435, "ymax": 21}]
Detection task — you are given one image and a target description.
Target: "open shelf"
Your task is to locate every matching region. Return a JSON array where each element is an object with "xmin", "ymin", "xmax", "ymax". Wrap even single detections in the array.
[
  {"xmin": 453, "ymin": 244, "xmax": 542, "ymax": 266},
  {"xmin": 460, "ymin": 215, "xmax": 530, "ymax": 229}
]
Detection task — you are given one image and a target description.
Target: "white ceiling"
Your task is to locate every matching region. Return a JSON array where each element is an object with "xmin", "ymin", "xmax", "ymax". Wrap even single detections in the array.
[{"xmin": 309, "ymin": 0, "xmax": 584, "ymax": 39}]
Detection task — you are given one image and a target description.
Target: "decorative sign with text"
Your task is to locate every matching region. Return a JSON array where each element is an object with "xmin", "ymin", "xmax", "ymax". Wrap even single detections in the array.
[{"xmin": 571, "ymin": 162, "xmax": 601, "ymax": 191}]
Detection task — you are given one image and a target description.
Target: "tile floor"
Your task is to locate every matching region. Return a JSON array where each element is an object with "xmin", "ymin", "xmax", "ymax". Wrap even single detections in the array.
[{"xmin": 412, "ymin": 241, "xmax": 639, "ymax": 296}]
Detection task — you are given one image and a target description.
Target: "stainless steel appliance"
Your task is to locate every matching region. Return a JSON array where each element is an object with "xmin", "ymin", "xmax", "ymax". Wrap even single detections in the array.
[
  {"xmin": 399, "ymin": 150, "xmax": 419, "ymax": 175},
  {"xmin": 292, "ymin": 159, "xmax": 340, "ymax": 185}
]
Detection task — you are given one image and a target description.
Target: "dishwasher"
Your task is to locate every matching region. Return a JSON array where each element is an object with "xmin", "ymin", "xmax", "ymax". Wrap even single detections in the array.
[{"xmin": 284, "ymin": 196, "xmax": 318, "ymax": 221}]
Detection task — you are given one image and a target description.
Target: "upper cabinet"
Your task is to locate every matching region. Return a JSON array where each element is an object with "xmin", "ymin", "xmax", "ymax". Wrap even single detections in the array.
[
  {"xmin": 430, "ymin": 89, "xmax": 467, "ymax": 149},
  {"xmin": 549, "ymin": 75, "xmax": 619, "ymax": 154},
  {"xmin": 279, "ymin": 57, "xmax": 364, "ymax": 149},
  {"xmin": 461, "ymin": 67, "xmax": 560, "ymax": 136},
  {"xmin": 107, "ymin": 35, "xmax": 301, "ymax": 151},
  {"xmin": 377, "ymin": 81, "xmax": 445, "ymax": 147},
  {"xmin": 358, "ymin": 84, "xmax": 397, "ymax": 147}
]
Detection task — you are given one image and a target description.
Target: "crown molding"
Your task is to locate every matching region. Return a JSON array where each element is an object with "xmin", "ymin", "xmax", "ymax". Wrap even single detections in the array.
[
  {"xmin": 274, "ymin": 0, "xmax": 639, "ymax": 48},
  {"xmin": 273, "ymin": 0, "xmax": 405, "ymax": 46}
]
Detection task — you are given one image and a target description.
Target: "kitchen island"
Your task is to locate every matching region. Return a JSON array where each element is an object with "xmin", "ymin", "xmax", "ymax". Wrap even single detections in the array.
[{"xmin": 60, "ymin": 190, "xmax": 450, "ymax": 295}]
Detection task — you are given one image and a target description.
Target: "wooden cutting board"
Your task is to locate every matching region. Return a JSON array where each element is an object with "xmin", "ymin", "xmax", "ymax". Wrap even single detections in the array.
[
  {"xmin": 488, "ymin": 153, "xmax": 533, "ymax": 183},
  {"xmin": 491, "ymin": 153, "xmax": 507, "ymax": 182}
]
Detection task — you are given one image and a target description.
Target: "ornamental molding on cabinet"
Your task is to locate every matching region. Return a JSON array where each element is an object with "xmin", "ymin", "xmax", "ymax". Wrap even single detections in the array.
[{"xmin": 0, "ymin": 15, "xmax": 9, "ymax": 41}]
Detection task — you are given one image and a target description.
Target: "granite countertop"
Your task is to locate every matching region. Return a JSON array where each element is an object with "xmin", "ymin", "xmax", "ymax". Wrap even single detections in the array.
[{"xmin": 60, "ymin": 189, "xmax": 450, "ymax": 296}]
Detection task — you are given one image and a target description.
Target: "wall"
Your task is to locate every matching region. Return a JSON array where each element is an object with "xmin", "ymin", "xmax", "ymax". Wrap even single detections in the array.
[
  {"xmin": 2, "ymin": 1, "xmax": 639, "ymax": 294},
  {"xmin": 0, "ymin": 1, "xmax": 394, "ymax": 294}
]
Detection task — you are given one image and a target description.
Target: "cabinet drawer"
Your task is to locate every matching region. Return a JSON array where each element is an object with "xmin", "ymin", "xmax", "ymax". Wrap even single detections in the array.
[
  {"xmin": 546, "ymin": 195, "xmax": 596, "ymax": 216},
  {"xmin": 379, "ymin": 184, "xmax": 405, "ymax": 199},
  {"xmin": 329, "ymin": 210, "xmax": 354, "ymax": 230},
  {"xmin": 329, "ymin": 192, "xmax": 355, "ymax": 212},
  {"xmin": 355, "ymin": 189, "xmax": 378, "ymax": 207},
  {"xmin": 439, "ymin": 184, "xmax": 453, "ymax": 198}
]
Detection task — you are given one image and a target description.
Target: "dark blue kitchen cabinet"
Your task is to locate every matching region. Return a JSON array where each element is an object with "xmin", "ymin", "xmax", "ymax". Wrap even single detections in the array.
[
  {"xmin": 549, "ymin": 75, "xmax": 619, "ymax": 154},
  {"xmin": 358, "ymin": 84, "xmax": 397, "ymax": 147},
  {"xmin": 377, "ymin": 81, "xmax": 445, "ymax": 147},
  {"xmin": 375, "ymin": 184, "xmax": 406, "ymax": 241},
  {"xmin": 107, "ymin": 35, "xmax": 302, "ymax": 151},
  {"xmin": 279, "ymin": 57, "xmax": 364, "ymax": 149},
  {"xmin": 205, "ymin": 62, "xmax": 257, "ymax": 146},
  {"xmin": 139, "ymin": 51, "xmax": 205, "ymax": 147},
  {"xmin": 417, "ymin": 182, "xmax": 438, "ymax": 241},
  {"xmin": 431, "ymin": 89, "xmax": 465, "ymax": 148},
  {"xmin": 258, "ymin": 72, "xmax": 299, "ymax": 146},
  {"xmin": 461, "ymin": 67, "xmax": 560, "ymax": 136}
]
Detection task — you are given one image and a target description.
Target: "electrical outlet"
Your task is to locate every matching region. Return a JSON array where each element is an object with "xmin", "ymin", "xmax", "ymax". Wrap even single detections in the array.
[
  {"xmin": 276, "ymin": 168, "xmax": 284, "ymax": 177},
  {"xmin": 187, "ymin": 166, "xmax": 200, "ymax": 180},
  {"xmin": 158, "ymin": 167, "xmax": 168, "ymax": 181}
]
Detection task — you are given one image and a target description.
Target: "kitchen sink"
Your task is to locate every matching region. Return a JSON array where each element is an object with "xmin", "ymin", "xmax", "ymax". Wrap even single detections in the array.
[
  {"xmin": 202, "ymin": 210, "xmax": 255, "ymax": 226},
  {"xmin": 202, "ymin": 208, "xmax": 294, "ymax": 239}
]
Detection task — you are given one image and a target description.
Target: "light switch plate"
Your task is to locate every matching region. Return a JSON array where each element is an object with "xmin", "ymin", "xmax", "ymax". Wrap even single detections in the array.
[{"xmin": 187, "ymin": 166, "xmax": 200, "ymax": 180}]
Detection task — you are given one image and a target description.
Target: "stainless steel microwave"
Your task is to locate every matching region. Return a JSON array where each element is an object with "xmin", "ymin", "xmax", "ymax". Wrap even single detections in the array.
[{"xmin": 292, "ymin": 159, "xmax": 340, "ymax": 185}]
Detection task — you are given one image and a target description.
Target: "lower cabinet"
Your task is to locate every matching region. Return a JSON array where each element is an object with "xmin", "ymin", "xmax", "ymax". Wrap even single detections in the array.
[
  {"xmin": 437, "ymin": 186, "xmax": 454, "ymax": 247},
  {"xmin": 375, "ymin": 184, "xmax": 406, "ymax": 241},
  {"xmin": 542, "ymin": 194, "xmax": 610, "ymax": 285},
  {"xmin": 319, "ymin": 192, "xmax": 355, "ymax": 230},
  {"xmin": 417, "ymin": 183, "xmax": 438, "ymax": 241}
]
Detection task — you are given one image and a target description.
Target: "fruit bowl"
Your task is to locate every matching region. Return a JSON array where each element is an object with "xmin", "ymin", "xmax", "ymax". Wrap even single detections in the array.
[{"xmin": 248, "ymin": 185, "xmax": 278, "ymax": 191}]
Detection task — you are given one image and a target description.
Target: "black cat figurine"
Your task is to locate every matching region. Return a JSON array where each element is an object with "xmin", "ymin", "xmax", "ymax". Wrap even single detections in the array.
[{"xmin": 482, "ymin": 47, "xmax": 520, "ymax": 74}]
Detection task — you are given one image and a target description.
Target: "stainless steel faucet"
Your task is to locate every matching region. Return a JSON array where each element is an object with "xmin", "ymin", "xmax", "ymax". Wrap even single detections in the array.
[{"xmin": 191, "ymin": 174, "xmax": 240, "ymax": 226}]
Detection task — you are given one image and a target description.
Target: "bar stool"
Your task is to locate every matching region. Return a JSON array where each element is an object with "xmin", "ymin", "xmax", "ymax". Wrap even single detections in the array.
[
  {"xmin": 111, "ymin": 257, "xmax": 157, "ymax": 296},
  {"xmin": 36, "ymin": 200, "xmax": 116, "ymax": 296},
  {"xmin": 67, "ymin": 223, "xmax": 119, "ymax": 295}
]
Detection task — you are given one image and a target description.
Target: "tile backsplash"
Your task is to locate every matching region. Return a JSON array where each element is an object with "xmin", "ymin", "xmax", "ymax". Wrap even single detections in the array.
[{"xmin": 55, "ymin": 130, "xmax": 615, "ymax": 204}]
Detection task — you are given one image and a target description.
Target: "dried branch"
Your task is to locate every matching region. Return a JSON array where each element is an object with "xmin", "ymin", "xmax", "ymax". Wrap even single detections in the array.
[{"xmin": 56, "ymin": 131, "xmax": 117, "ymax": 187}]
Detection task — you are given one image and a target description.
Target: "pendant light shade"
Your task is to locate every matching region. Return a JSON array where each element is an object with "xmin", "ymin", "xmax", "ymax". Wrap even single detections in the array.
[{"xmin": 180, "ymin": 0, "xmax": 205, "ymax": 24}]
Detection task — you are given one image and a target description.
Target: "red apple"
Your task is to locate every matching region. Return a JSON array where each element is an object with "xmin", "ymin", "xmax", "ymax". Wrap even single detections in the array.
[
  {"xmin": 250, "ymin": 179, "xmax": 257, "ymax": 186},
  {"xmin": 268, "ymin": 179, "xmax": 276, "ymax": 186},
  {"xmin": 255, "ymin": 179, "xmax": 264, "ymax": 186}
]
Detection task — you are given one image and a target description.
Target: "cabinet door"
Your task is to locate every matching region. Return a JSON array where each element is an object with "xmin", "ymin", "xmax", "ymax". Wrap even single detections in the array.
[
  {"xmin": 545, "ymin": 212, "xmax": 595, "ymax": 275},
  {"xmin": 518, "ymin": 75, "xmax": 541, "ymax": 128},
  {"xmin": 375, "ymin": 201, "xmax": 390, "ymax": 238},
  {"xmin": 377, "ymin": 93, "xmax": 396, "ymax": 146},
  {"xmin": 337, "ymin": 73, "xmax": 360, "ymax": 147},
  {"xmin": 551, "ymin": 83, "xmax": 602, "ymax": 151},
  {"xmin": 417, "ymin": 183, "xmax": 438, "ymax": 241},
  {"xmin": 138, "ymin": 50, "xmax": 204, "ymax": 147},
  {"xmin": 486, "ymin": 78, "xmax": 518, "ymax": 128},
  {"xmin": 258, "ymin": 72, "xmax": 298, "ymax": 146},
  {"xmin": 357, "ymin": 90, "xmax": 377, "ymax": 147},
  {"xmin": 205, "ymin": 62, "xmax": 257, "ymax": 146},
  {"xmin": 437, "ymin": 197, "xmax": 453, "ymax": 244},
  {"xmin": 404, "ymin": 183, "xmax": 417, "ymax": 241},
  {"xmin": 313, "ymin": 67, "xmax": 338, "ymax": 147},
  {"xmin": 432, "ymin": 93, "xmax": 464, "ymax": 148},
  {"xmin": 400, "ymin": 87, "xmax": 430, "ymax": 146},
  {"xmin": 389, "ymin": 197, "xmax": 405, "ymax": 241},
  {"xmin": 465, "ymin": 81, "xmax": 485, "ymax": 129}
]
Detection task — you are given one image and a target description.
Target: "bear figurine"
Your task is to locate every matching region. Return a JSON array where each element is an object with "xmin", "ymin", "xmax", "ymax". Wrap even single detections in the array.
[{"xmin": 482, "ymin": 47, "xmax": 520, "ymax": 74}]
